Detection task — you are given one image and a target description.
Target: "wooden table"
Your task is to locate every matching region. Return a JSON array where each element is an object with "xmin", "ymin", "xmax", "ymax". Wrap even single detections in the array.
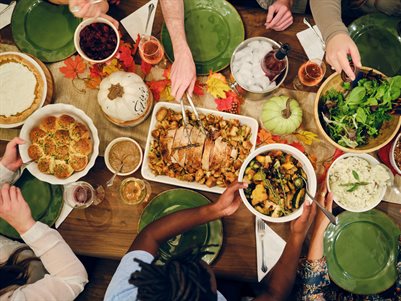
[{"xmin": 1, "ymin": 0, "xmax": 400, "ymax": 282}]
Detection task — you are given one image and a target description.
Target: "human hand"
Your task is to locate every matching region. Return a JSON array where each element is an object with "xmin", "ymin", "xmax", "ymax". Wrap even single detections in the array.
[
  {"xmin": 312, "ymin": 183, "xmax": 333, "ymax": 236},
  {"xmin": 265, "ymin": 0, "xmax": 293, "ymax": 31},
  {"xmin": 0, "ymin": 183, "xmax": 35, "ymax": 234},
  {"xmin": 1, "ymin": 137, "xmax": 24, "ymax": 172},
  {"xmin": 211, "ymin": 181, "xmax": 248, "ymax": 217},
  {"xmin": 290, "ymin": 200, "xmax": 316, "ymax": 241},
  {"xmin": 171, "ymin": 44, "xmax": 197, "ymax": 101},
  {"xmin": 69, "ymin": 0, "xmax": 119, "ymax": 28},
  {"xmin": 325, "ymin": 33, "xmax": 362, "ymax": 81}
]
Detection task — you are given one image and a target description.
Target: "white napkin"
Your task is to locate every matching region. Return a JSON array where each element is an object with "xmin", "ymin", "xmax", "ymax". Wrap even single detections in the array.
[
  {"xmin": 296, "ymin": 25, "xmax": 325, "ymax": 61},
  {"xmin": 255, "ymin": 217, "xmax": 286, "ymax": 282},
  {"xmin": 55, "ymin": 203, "xmax": 74, "ymax": 229},
  {"xmin": 121, "ymin": 0, "xmax": 158, "ymax": 41},
  {"xmin": 0, "ymin": 2, "xmax": 16, "ymax": 30}
]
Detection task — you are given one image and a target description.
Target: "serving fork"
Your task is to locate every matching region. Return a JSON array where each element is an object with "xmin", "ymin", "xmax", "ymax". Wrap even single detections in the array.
[{"xmin": 257, "ymin": 218, "xmax": 268, "ymax": 273}]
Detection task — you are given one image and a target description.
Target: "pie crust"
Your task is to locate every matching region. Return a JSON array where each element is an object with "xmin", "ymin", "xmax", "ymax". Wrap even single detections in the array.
[{"xmin": 0, "ymin": 53, "xmax": 45, "ymax": 125}]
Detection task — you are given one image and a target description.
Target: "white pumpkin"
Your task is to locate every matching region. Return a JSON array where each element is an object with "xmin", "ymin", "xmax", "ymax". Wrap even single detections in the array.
[
  {"xmin": 261, "ymin": 95, "xmax": 303, "ymax": 135},
  {"xmin": 98, "ymin": 71, "xmax": 153, "ymax": 126}
]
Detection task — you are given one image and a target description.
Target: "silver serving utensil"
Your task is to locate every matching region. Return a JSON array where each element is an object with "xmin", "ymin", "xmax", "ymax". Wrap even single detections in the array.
[
  {"xmin": 106, "ymin": 154, "xmax": 134, "ymax": 187},
  {"xmin": 186, "ymin": 92, "xmax": 208, "ymax": 136},
  {"xmin": 378, "ymin": 163, "xmax": 401, "ymax": 196},
  {"xmin": 303, "ymin": 17, "xmax": 326, "ymax": 50},
  {"xmin": 144, "ymin": 3, "xmax": 155, "ymax": 34},
  {"xmin": 0, "ymin": 0, "xmax": 15, "ymax": 16},
  {"xmin": 257, "ymin": 218, "xmax": 268, "ymax": 273},
  {"xmin": 300, "ymin": 177, "xmax": 338, "ymax": 225}
]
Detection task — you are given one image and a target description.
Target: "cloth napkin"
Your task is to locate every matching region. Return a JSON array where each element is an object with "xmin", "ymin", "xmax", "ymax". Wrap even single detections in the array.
[
  {"xmin": 296, "ymin": 25, "xmax": 325, "ymax": 61},
  {"xmin": 255, "ymin": 217, "xmax": 286, "ymax": 282},
  {"xmin": 121, "ymin": 0, "xmax": 158, "ymax": 41},
  {"xmin": 55, "ymin": 203, "xmax": 74, "ymax": 229},
  {"xmin": 0, "ymin": 2, "xmax": 16, "ymax": 30}
]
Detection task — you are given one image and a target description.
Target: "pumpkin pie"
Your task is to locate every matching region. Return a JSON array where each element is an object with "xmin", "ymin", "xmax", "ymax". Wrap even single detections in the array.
[{"xmin": 0, "ymin": 53, "xmax": 45, "ymax": 125}]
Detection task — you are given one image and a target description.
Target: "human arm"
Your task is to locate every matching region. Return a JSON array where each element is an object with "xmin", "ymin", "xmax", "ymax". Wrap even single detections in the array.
[
  {"xmin": 160, "ymin": 0, "xmax": 196, "ymax": 101},
  {"xmin": 310, "ymin": 0, "xmax": 361, "ymax": 80},
  {"xmin": 0, "ymin": 184, "xmax": 88, "ymax": 300},
  {"xmin": 68, "ymin": 0, "xmax": 118, "ymax": 28},
  {"xmin": 0, "ymin": 137, "xmax": 24, "ymax": 184},
  {"xmin": 264, "ymin": 0, "xmax": 294, "ymax": 31},
  {"xmin": 129, "ymin": 181, "xmax": 247, "ymax": 255},
  {"xmin": 255, "ymin": 200, "xmax": 317, "ymax": 301}
]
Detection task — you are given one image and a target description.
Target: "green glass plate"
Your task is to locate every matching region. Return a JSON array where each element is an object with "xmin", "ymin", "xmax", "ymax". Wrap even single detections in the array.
[
  {"xmin": 348, "ymin": 13, "xmax": 401, "ymax": 76},
  {"xmin": 324, "ymin": 209, "xmax": 400, "ymax": 295},
  {"xmin": 138, "ymin": 189, "xmax": 223, "ymax": 264},
  {"xmin": 161, "ymin": 0, "xmax": 244, "ymax": 75},
  {"xmin": 11, "ymin": 0, "xmax": 81, "ymax": 62},
  {"xmin": 0, "ymin": 170, "xmax": 64, "ymax": 239}
]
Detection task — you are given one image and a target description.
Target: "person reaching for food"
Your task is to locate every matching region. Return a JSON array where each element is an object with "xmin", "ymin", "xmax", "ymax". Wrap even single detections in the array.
[
  {"xmin": 296, "ymin": 183, "xmax": 401, "ymax": 300},
  {"xmin": 0, "ymin": 138, "xmax": 88, "ymax": 300},
  {"xmin": 104, "ymin": 180, "xmax": 317, "ymax": 301},
  {"xmin": 257, "ymin": 0, "xmax": 294, "ymax": 31}
]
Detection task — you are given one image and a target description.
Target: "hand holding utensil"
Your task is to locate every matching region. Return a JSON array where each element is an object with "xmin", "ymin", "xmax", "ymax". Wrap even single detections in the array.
[{"xmin": 257, "ymin": 218, "xmax": 268, "ymax": 273}]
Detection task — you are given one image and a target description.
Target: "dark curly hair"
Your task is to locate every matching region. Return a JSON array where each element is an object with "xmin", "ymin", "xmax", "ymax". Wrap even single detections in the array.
[{"xmin": 129, "ymin": 247, "xmax": 217, "ymax": 301}]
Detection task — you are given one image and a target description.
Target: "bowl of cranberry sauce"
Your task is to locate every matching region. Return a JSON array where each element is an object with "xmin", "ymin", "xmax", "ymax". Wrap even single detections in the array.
[{"xmin": 74, "ymin": 17, "xmax": 120, "ymax": 63}]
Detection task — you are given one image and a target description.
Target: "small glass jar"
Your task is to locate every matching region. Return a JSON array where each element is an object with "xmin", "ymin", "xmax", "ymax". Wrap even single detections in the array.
[
  {"xmin": 119, "ymin": 177, "xmax": 151, "ymax": 205},
  {"xmin": 64, "ymin": 181, "xmax": 95, "ymax": 209}
]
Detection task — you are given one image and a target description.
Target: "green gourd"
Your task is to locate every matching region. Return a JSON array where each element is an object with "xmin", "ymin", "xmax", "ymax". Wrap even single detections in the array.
[{"xmin": 261, "ymin": 95, "xmax": 303, "ymax": 135}]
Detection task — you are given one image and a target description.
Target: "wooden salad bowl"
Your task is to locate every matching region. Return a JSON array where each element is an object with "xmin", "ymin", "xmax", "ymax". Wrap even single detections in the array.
[{"xmin": 314, "ymin": 67, "xmax": 401, "ymax": 153}]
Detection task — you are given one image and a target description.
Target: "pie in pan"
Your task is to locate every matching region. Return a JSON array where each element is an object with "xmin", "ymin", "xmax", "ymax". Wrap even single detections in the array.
[
  {"xmin": 27, "ymin": 114, "xmax": 93, "ymax": 179},
  {"xmin": 0, "ymin": 53, "xmax": 45, "ymax": 125}
]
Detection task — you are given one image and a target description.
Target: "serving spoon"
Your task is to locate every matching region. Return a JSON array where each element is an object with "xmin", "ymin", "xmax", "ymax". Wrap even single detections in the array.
[{"xmin": 300, "ymin": 177, "xmax": 338, "ymax": 225}]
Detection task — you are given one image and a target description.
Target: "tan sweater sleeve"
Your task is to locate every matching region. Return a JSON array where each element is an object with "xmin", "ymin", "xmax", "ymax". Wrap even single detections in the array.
[
  {"xmin": 310, "ymin": 0, "xmax": 349, "ymax": 43},
  {"xmin": 8, "ymin": 222, "xmax": 88, "ymax": 301}
]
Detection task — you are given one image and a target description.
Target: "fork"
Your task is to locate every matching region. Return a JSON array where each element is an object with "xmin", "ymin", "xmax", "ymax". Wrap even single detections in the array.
[
  {"xmin": 303, "ymin": 17, "xmax": 326, "ymax": 50},
  {"xmin": 257, "ymin": 218, "xmax": 268, "ymax": 273}
]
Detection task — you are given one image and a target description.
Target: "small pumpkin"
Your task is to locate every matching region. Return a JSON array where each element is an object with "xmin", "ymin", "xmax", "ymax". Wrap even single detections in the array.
[
  {"xmin": 261, "ymin": 95, "xmax": 303, "ymax": 135},
  {"xmin": 97, "ymin": 71, "xmax": 153, "ymax": 127}
]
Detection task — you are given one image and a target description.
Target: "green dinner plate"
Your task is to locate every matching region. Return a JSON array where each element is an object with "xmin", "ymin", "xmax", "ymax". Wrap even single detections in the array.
[
  {"xmin": 324, "ymin": 209, "xmax": 400, "ymax": 295},
  {"xmin": 161, "ymin": 0, "xmax": 244, "ymax": 75},
  {"xmin": 0, "ymin": 170, "xmax": 64, "ymax": 239},
  {"xmin": 348, "ymin": 13, "xmax": 401, "ymax": 76},
  {"xmin": 138, "ymin": 189, "xmax": 223, "ymax": 264},
  {"xmin": 11, "ymin": 0, "xmax": 81, "ymax": 62}
]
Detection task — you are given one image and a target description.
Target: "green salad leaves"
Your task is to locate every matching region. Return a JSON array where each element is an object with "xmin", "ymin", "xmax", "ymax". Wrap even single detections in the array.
[{"xmin": 320, "ymin": 73, "xmax": 401, "ymax": 148}]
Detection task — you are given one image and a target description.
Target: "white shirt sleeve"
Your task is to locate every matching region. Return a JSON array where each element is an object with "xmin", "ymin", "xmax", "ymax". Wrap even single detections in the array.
[
  {"xmin": 6, "ymin": 222, "xmax": 88, "ymax": 301},
  {"xmin": 0, "ymin": 162, "xmax": 16, "ymax": 185}
]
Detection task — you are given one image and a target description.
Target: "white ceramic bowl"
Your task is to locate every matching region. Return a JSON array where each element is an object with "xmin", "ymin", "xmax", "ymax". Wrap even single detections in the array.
[
  {"xmin": 238, "ymin": 144, "xmax": 317, "ymax": 223},
  {"xmin": 19, "ymin": 104, "xmax": 100, "ymax": 185},
  {"xmin": 230, "ymin": 37, "xmax": 289, "ymax": 97},
  {"xmin": 390, "ymin": 132, "xmax": 401, "ymax": 175},
  {"xmin": 104, "ymin": 137, "xmax": 143, "ymax": 176},
  {"xmin": 326, "ymin": 153, "xmax": 385, "ymax": 212},
  {"xmin": 74, "ymin": 17, "xmax": 120, "ymax": 63}
]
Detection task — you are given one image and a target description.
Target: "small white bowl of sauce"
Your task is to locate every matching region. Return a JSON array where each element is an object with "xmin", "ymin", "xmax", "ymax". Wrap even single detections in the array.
[{"xmin": 104, "ymin": 137, "xmax": 143, "ymax": 176}]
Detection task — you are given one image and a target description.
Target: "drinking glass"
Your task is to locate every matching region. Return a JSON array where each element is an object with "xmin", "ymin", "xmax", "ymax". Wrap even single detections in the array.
[
  {"xmin": 119, "ymin": 177, "xmax": 152, "ymax": 206},
  {"xmin": 64, "ymin": 181, "xmax": 96, "ymax": 209},
  {"xmin": 139, "ymin": 35, "xmax": 164, "ymax": 65},
  {"xmin": 293, "ymin": 58, "xmax": 326, "ymax": 90}
]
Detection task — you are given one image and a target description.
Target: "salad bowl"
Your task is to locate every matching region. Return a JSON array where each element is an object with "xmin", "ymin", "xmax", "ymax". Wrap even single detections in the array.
[{"xmin": 314, "ymin": 67, "xmax": 401, "ymax": 153}]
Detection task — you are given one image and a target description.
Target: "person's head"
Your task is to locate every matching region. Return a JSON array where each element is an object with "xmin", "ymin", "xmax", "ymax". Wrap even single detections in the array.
[
  {"xmin": 0, "ymin": 246, "xmax": 40, "ymax": 296},
  {"xmin": 129, "ymin": 248, "xmax": 217, "ymax": 301}
]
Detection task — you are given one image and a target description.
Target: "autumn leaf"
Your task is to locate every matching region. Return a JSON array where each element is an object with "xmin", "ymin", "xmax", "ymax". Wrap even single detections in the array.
[
  {"xmin": 295, "ymin": 130, "xmax": 320, "ymax": 145},
  {"xmin": 141, "ymin": 60, "xmax": 152, "ymax": 76},
  {"xmin": 214, "ymin": 91, "xmax": 240, "ymax": 113},
  {"xmin": 289, "ymin": 141, "xmax": 305, "ymax": 153},
  {"xmin": 206, "ymin": 71, "xmax": 230, "ymax": 98},
  {"xmin": 102, "ymin": 58, "xmax": 120, "ymax": 75},
  {"xmin": 257, "ymin": 128, "xmax": 276, "ymax": 145},
  {"xmin": 160, "ymin": 85, "xmax": 175, "ymax": 101},
  {"xmin": 59, "ymin": 56, "xmax": 86, "ymax": 79},
  {"xmin": 132, "ymin": 34, "xmax": 141, "ymax": 56},
  {"xmin": 147, "ymin": 79, "xmax": 170, "ymax": 101},
  {"xmin": 85, "ymin": 76, "xmax": 102, "ymax": 89},
  {"xmin": 116, "ymin": 43, "xmax": 134, "ymax": 69},
  {"xmin": 163, "ymin": 65, "xmax": 171, "ymax": 79}
]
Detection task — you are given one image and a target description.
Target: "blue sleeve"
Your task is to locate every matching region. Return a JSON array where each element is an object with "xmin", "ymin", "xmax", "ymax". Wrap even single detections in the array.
[{"xmin": 104, "ymin": 250, "xmax": 154, "ymax": 301}]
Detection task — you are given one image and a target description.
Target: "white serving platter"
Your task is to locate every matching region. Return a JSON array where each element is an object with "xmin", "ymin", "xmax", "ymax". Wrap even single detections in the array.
[{"xmin": 141, "ymin": 101, "xmax": 259, "ymax": 194}]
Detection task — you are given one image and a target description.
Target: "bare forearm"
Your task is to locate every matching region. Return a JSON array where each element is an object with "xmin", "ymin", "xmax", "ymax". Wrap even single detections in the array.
[
  {"xmin": 256, "ymin": 235, "xmax": 304, "ymax": 301},
  {"xmin": 307, "ymin": 229, "xmax": 325, "ymax": 261},
  {"xmin": 160, "ymin": 0, "xmax": 188, "ymax": 50},
  {"xmin": 130, "ymin": 204, "xmax": 219, "ymax": 255}
]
